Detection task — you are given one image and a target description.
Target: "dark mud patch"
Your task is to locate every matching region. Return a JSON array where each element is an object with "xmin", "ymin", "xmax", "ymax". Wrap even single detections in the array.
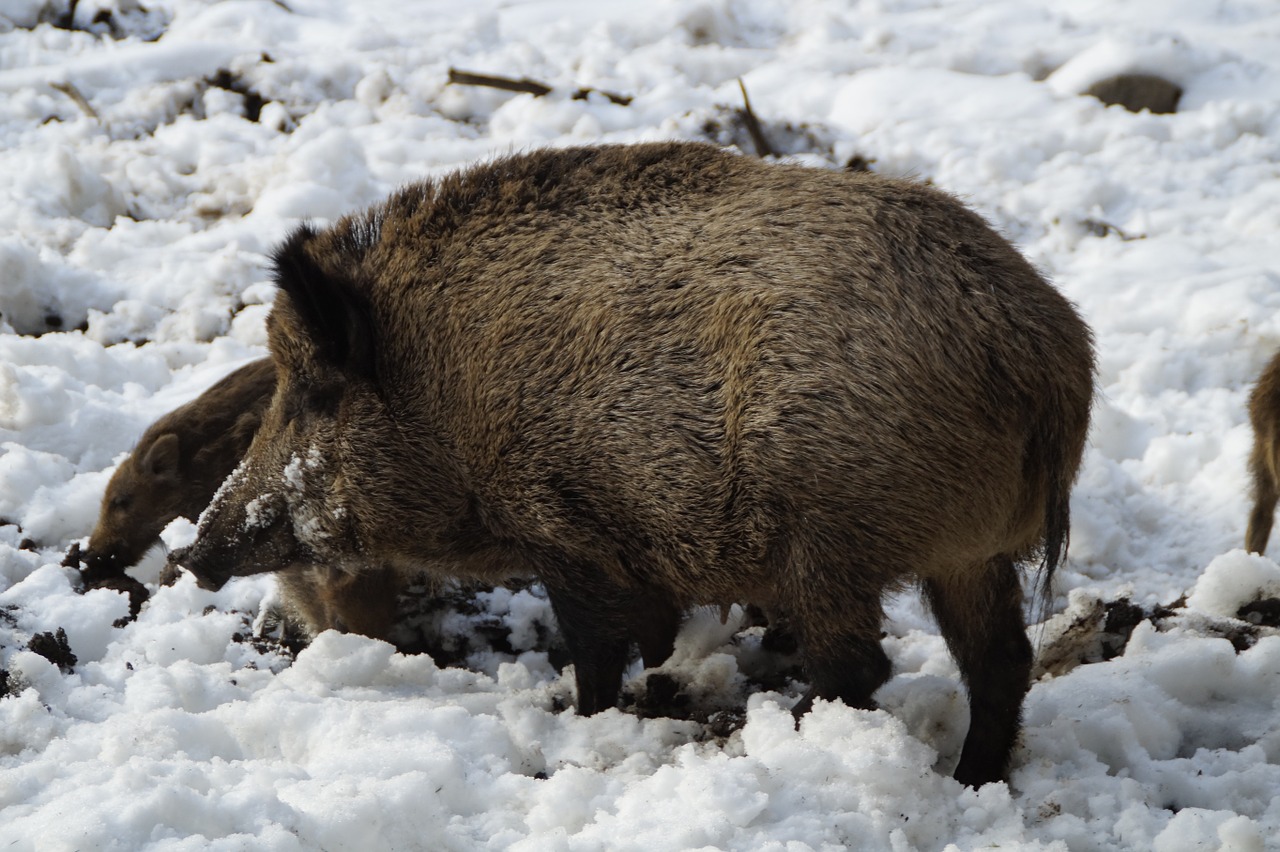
[
  {"xmin": 1238, "ymin": 597, "xmax": 1280, "ymax": 628},
  {"xmin": 1085, "ymin": 73, "xmax": 1182, "ymax": 115},
  {"xmin": 1037, "ymin": 591, "xmax": 1274, "ymax": 679},
  {"xmin": 27, "ymin": 628, "xmax": 77, "ymax": 673}
]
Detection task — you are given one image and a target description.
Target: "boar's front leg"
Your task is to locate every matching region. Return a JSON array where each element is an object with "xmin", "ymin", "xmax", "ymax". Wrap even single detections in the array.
[
  {"xmin": 923, "ymin": 554, "xmax": 1033, "ymax": 788},
  {"xmin": 629, "ymin": 588, "xmax": 682, "ymax": 670},
  {"xmin": 544, "ymin": 574, "xmax": 682, "ymax": 715},
  {"xmin": 780, "ymin": 541, "xmax": 894, "ymax": 717},
  {"xmin": 276, "ymin": 564, "xmax": 402, "ymax": 641},
  {"xmin": 545, "ymin": 577, "xmax": 630, "ymax": 715}
]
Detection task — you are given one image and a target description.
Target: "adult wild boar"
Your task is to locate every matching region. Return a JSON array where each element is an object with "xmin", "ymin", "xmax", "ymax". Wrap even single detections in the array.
[
  {"xmin": 1246, "ymin": 349, "xmax": 1280, "ymax": 554},
  {"xmin": 83, "ymin": 357, "xmax": 276, "ymax": 579},
  {"xmin": 179, "ymin": 141, "xmax": 1095, "ymax": 787}
]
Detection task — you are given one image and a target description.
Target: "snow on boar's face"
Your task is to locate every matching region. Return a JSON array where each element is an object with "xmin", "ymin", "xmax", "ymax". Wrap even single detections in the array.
[{"xmin": 178, "ymin": 227, "xmax": 381, "ymax": 591}]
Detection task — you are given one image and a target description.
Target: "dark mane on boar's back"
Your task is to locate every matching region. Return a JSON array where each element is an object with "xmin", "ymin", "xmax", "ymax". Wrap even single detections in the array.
[{"xmin": 271, "ymin": 224, "xmax": 378, "ymax": 383}]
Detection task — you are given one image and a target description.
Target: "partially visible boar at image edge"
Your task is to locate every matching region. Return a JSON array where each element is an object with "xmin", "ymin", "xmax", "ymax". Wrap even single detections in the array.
[
  {"xmin": 84, "ymin": 358, "xmax": 276, "ymax": 578},
  {"xmin": 1246, "ymin": 349, "xmax": 1280, "ymax": 554},
  {"xmin": 179, "ymin": 141, "xmax": 1095, "ymax": 788}
]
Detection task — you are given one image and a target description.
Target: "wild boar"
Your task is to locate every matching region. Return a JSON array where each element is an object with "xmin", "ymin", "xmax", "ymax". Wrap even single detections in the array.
[
  {"xmin": 274, "ymin": 563, "xmax": 403, "ymax": 641},
  {"xmin": 1246, "ymin": 349, "xmax": 1280, "ymax": 554},
  {"xmin": 178, "ymin": 141, "xmax": 1095, "ymax": 787},
  {"xmin": 83, "ymin": 358, "xmax": 276, "ymax": 580}
]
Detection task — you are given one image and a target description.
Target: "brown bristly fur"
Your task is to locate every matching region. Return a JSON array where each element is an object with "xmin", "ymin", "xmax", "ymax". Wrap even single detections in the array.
[
  {"xmin": 181, "ymin": 142, "xmax": 1095, "ymax": 787},
  {"xmin": 274, "ymin": 564, "xmax": 402, "ymax": 641}
]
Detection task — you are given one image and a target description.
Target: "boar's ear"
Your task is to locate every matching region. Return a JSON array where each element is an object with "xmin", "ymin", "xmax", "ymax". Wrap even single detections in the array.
[
  {"xmin": 271, "ymin": 224, "xmax": 377, "ymax": 384},
  {"xmin": 142, "ymin": 432, "xmax": 180, "ymax": 480}
]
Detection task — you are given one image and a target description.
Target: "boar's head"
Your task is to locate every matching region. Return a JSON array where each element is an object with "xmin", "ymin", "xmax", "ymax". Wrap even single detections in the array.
[
  {"xmin": 84, "ymin": 431, "xmax": 183, "ymax": 576},
  {"xmin": 177, "ymin": 225, "xmax": 386, "ymax": 591}
]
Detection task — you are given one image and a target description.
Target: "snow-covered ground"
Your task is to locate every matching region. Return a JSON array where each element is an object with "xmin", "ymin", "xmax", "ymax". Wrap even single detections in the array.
[{"xmin": 3, "ymin": 0, "xmax": 1280, "ymax": 848}]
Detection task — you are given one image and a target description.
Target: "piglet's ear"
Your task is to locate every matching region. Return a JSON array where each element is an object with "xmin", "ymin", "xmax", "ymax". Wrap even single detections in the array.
[
  {"xmin": 143, "ymin": 432, "xmax": 180, "ymax": 480},
  {"xmin": 271, "ymin": 224, "xmax": 378, "ymax": 384}
]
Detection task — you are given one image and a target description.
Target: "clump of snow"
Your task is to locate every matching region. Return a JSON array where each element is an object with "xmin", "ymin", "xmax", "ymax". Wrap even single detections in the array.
[
  {"xmin": 1043, "ymin": 37, "xmax": 1196, "ymax": 98},
  {"xmin": 4, "ymin": 0, "xmax": 1280, "ymax": 848},
  {"xmin": 241, "ymin": 493, "xmax": 277, "ymax": 531},
  {"xmin": 280, "ymin": 446, "xmax": 323, "ymax": 493},
  {"xmin": 159, "ymin": 515, "xmax": 197, "ymax": 552},
  {"xmin": 1185, "ymin": 550, "xmax": 1280, "ymax": 618}
]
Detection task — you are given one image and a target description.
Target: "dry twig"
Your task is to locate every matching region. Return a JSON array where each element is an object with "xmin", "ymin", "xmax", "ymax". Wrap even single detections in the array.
[
  {"xmin": 448, "ymin": 69, "xmax": 552, "ymax": 97},
  {"xmin": 50, "ymin": 81, "xmax": 98, "ymax": 120},
  {"xmin": 448, "ymin": 68, "xmax": 633, "ymax": 106},
  {"xmin": 736, "ymin": 78, "xmax": 773, "ymax": 158}
]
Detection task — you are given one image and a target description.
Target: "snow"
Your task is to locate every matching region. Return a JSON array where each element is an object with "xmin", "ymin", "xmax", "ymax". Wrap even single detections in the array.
[{"xmin": 3, "ymin": 0, "xmax": 1280, "ymax": 848}]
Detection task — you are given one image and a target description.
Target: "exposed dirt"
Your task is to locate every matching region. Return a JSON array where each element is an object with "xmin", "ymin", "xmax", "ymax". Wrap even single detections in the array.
[{"xmin": 27, "ymin": 628, "xmax": 77, "ymax": 673}]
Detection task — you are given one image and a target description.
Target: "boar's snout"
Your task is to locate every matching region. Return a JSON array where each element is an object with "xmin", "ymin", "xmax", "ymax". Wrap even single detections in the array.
[
  {"xmin": 79, "ymin": 548, "xmax": 125, "ymax": 584},
  {"xmin": 167, "ymin": 543, "xmax": 233, "ymax": 591},
  {"xmin": 173, "ymin": 484, "xmax": 316, "ymax": 590}
]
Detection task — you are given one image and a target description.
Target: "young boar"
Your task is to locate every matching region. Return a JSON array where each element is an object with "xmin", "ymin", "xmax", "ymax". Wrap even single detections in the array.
[
  {"xmin": 179, "ymin": 141, "xmax": 1095, "ymax": 787},
  {"xmin": 1246, "ymin": 349, "xmax": 1280, "ymax": 554},
  {"xmin": 273, "ymin": 563, "xmax": 403, "ymax": 642},
  {"xmin": 83, "ymin": 358, "xmax": 276, "ymax": 580}
]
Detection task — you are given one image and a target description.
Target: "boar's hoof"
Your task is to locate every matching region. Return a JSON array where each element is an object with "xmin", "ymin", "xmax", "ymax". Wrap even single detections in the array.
[
  {"xmin": 952, "ymin": 751, "xmax": 1009, "ymax": 789},
  {"xmin": 790, "ymin": 691, "xmax": 815, "ymax": 722}
]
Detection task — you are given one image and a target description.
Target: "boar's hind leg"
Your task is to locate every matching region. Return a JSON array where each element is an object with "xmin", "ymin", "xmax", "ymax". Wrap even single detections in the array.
[
  {"xmin": 630, "ymin": 591, "xmax": 682, "ymax": 670},
  {"xmin": 790, "ymin": 598, "xmax": 893, "ymax": 719},
  {"xmin": 923, "ymin": 554, "xmax": 1032, "ymax": 788},
  {"xmin": 776, "ymin": 539, "xmax": 892, "ymax": 718},
  {"xmin": 546, "ymin": 576, "xmax": 679, "ymax": 715}
]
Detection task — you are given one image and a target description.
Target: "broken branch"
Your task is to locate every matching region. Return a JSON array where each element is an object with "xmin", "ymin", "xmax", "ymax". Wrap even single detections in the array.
[
  {"xmin": 448, "ymin": 69, "xmax": 552, "ymax": 97},
  {"xmin": 447, "ymin": 68, "xmax": 633, "ymax": 106},
  {"xmin": 50, "ymin": 81, "xmax": 98, "ymax": 120},
  {"xmin": 736, "ymin": 78, "xmax": 773, "ymax": 158}
]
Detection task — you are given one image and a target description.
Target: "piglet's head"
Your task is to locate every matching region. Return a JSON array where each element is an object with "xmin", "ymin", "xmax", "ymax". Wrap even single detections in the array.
[{"xmin": 83, "ymin": 430, "xmax": 183, "ymax": 579}]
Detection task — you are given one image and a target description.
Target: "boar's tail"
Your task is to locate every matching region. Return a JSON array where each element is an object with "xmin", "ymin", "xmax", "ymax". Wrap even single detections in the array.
[
  {"xmin": 1029, "ymin": 394, "xmax": 1086, "ymax": 624},
  {"xmin": 1036, "ymin": 460, "xmax": 1071, "ymax": 622}
]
